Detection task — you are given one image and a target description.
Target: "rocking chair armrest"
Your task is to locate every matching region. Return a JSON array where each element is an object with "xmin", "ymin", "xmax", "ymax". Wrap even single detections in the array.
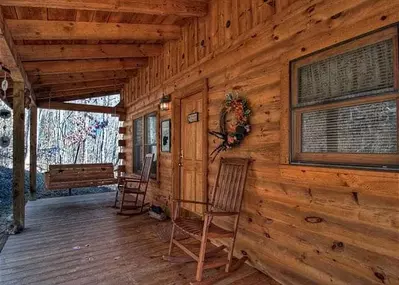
[
  {"xmin": 123, "ymin": 178, "xmax": 141, "ymax": 182},
  {"xmin": 173, "ymin": 199, "xmax": 211, "ymax": 205},
  {"xmin": 205, "ymin": 211, "xmax": 239, "ymax": 217}
]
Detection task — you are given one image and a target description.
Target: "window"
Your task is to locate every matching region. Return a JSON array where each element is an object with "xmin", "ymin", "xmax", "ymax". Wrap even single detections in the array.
[
  {"xmin": 145, "ymin": 113, "xmax": 157, "ymax": 176},
  {"xmin": 290, "ymin": 27, "xmax": 399, "ymax": 168},
  {"xmin": 133, "ymin": 112, "xmax": 158, "ymax": 177},
  {"xmin": 133, "ymin": 117, "xmax": 143, "ymax": 174}
]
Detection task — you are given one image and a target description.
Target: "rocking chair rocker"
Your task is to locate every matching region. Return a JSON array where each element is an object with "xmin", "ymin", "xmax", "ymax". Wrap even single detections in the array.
[
  {"xmin": 165, "ymin": 157, "xmax": 251, "ymax": 283},
  {"xmin": 116, "ymin": 153, "xmax": 154, "ymax": 215}
]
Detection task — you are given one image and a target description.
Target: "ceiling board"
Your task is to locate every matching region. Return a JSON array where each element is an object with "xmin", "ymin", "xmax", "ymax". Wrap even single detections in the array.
[{"xmin": 0, "ymin": 1, "xmax": 208, "ymax": 17}]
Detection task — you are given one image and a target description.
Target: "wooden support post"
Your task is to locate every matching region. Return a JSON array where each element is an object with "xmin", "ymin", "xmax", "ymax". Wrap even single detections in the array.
[
  {"xmin": 12, "ymin": 82, "xmax": 25, "ymax": 233},
  {"xmin": 29, "ymin": 105, "xmax": 37, "ymax": 201}
]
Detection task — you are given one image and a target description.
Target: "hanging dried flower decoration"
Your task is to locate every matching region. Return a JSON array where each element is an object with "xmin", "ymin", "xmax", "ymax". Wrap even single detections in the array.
[
  {"xmin": 209, "ymin": 92, "xmax": 251, "ymax": 162},
  {"xmin": 0, "ymin": 108, "xmax": 11, "ymax": 119},
  {"xmin": 0, "ymin": 107, "xmax": 11, "ymax": 148},
  {"xmin": 0, "ymin": 136, "xmax": 10, "ymax": 148}
]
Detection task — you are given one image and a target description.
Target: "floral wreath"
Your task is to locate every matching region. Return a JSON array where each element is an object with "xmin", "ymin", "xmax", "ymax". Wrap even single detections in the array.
[{"xmin": 209, "ymin": 92, "xmax": 251, "ymax": 161}]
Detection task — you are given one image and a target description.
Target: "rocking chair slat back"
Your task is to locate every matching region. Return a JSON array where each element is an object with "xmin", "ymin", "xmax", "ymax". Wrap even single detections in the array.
[
  {"xmin": 141, "ymin": 153, "xmax": 155, "ymax": 183},
  {"xmin": 210, "ymin": 158, "xmax": 250, "ymax": 213},
  {"xmin": 116, "ymin": 153, "xmax": 154, "ymax": 214}
]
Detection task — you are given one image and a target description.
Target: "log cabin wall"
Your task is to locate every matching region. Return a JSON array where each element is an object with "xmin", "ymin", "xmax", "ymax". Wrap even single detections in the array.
[{"xmin": 122, "ymin": 0, "xmax": 399, "ymax": 284}]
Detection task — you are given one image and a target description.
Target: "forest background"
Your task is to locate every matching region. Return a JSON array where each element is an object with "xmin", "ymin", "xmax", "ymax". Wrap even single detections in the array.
[{"xmin": 0, "ymin": 94, "xmax": 121, "ymax": 238}]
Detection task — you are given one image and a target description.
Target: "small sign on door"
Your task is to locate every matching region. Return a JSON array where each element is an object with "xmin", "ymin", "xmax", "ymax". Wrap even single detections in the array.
[{"xmin": 187, "ymin": 112, "xmax": 199, "ymax": 123}]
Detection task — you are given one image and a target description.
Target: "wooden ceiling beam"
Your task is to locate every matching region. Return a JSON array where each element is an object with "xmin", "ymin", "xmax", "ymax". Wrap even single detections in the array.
[
  {"xmin": 34, "ymin": 79, "xmax": 125, "ymax": 93},
  {"xmin": 37, "ymin": 101, "xmax": 125, "ymax": 115},
  {"xmin": 30, "ymin": 70, "xmax": 136, "ymax": 87},
  {"xmin": 0, "ymin": 0, "xmax": 208, "ymax": 17},
  {"xmin": 7, "ymin": 20, "xmax": 181, "ymax": 41},
  {"xmin": 36, "ymin": 86, "xmax": 121, "ymax": 101},
  {"xmin": 50, "ymin": 91, "xmax": 121, "ymax": 102},
  {"xmin": 18, "ymin": 44, "xmax": 162, "ymax": 61},
  {"xmin": 24, "ymin": 58, "xmax": 147, "ymax": 75}
]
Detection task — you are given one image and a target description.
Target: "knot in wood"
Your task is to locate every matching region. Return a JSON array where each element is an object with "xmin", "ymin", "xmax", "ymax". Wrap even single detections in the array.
[
  {"xmin": 332, "ymin": 241, "xmax": 344, "ymax": 252},
  {"xmin": 305, "ymin": 216, "xmax": 323, "ymax": 223},
  {"xmin": 374, "ymin": 272, "xmax": 385, "ymax": 283}
]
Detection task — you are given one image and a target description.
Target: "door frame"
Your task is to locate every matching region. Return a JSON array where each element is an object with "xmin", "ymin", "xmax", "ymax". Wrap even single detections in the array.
[{"xmin": 171, "ymin": 78, "xmax": 209, "ymax": 214}]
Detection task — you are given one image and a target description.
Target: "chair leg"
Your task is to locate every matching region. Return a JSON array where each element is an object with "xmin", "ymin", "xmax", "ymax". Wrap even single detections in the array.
[
  {"xmin": 196, "ymin": 216, "xmax": 210, "ymax": 282},
  {"xmin": 119, "ymin": 191, "xmax": 126, "ymax": 214},
  {"xmin": 196, "ymin": 233, "xmax": 208, "ymax": 281},
  {"xmin": 113, "ymin": 189, "xmax": 119, "ymax": 208},
  {"xmin": 140, "ymin": 193, "xmax": 147, "ymax": 213},
  {"xmin": 226, "ymin": 216, "xmax": 240, "ymax": 272},
  {"xmin": 134, "ymin": 192, "xmax": 139, "ymax": 205},
  {"xmin": 168, "ymin": 223, "xmax": 176, "ymax": 256},
  {"xmin": 225, "ymin": 239, "xmax": 236, "ymax": 273}
]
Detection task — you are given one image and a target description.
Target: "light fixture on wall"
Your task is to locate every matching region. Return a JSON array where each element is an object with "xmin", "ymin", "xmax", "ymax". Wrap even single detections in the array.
[
  {"xmin": 160, "ymin": 94, "xmax": 171, "ymax": 111},
  {"xmin": 1, "ymin": 64, "xmax": 10, "ymax": 100}
]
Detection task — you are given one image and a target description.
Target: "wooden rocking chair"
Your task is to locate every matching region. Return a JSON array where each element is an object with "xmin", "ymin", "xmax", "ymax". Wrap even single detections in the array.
[
  {"xmin": 117, "ymin": 153, "xmax": 154, "ymax": 215},
  {"xmin": 113, "ymin": 166, "xmax": 127, "ymax": 208},
  {"xmin": 166, "ymin": 157, "xmax": 250, "ymax": 283}
]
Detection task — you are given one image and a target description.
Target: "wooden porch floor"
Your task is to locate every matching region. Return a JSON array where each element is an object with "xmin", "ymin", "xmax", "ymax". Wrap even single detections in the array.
[{"xmin": 0, "ymin": 192, "xmax": 278, "ymax": 285}]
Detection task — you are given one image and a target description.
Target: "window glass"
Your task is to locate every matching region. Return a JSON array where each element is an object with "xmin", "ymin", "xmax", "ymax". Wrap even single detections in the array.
[
  {"xmin": 145, "ymin": 113, "xmax": 157, "ymax": 176},
  {"xmin": 301, "ymin": 101, "xmax": 397, "ymax": 154},
  {"xmin": 133, "ymin": 117, "xmax": 143, "ymax": 174},
  {"xmin": 290, "ymin": 28, "xmax": 398, "ymax": 168}
]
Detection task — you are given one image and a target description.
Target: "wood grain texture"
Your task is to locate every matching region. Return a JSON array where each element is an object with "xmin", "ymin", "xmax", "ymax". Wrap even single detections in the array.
[
  {"xmin": 7, "ymin": 20, "xmax": 181, "ymax": 41},
  {"xmin": 122, "ymin": 1, "xmax": 399, "ymax": 285},
  {"xmin": 18, "ymin": 44, "xmax": 163, "ymax": 61},
  {"xmin": 35, "ymin": 79, "xmax": 125, "ymax": 94},
  {"xmin": 38, "ymin": 101, "xmax": 124, "ymax": 114},
  {"xmin": 0, "ymin": 193, "xmax": 277, "ymax": 285},
  {"xmin": 0, "ymin": 7, "xmax": 31, "ymax": 87},
  {"xmin": 180, "ymin": 91, "xmax": 205, "ymax": 214},
  {"xmin": 30, "ymin": 70, "xmax": 134, "ymax": 87},
  {"xmin": 0, "ymin": 0, "xmax": 208, "ymax": 17},
  {"xmin": 124, "ymin": 0, "xmax": 399, "ymax": 111},
  {"xmin": 12, "ymin": 82, "xmax": 25, "ymax": 231},
  {"xmin": 36, "ymin": 88, "xmax": 122, "ymax": 102},
  {"xmin": 24, "ymin": 58, "xmax": 147, "ymax": 75}
]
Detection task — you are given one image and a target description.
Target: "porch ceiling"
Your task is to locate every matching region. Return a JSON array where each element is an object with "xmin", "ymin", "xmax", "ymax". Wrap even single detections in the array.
[{"xmin": 0, "ymin": 1, "xmax": 209, "ymax": 105}]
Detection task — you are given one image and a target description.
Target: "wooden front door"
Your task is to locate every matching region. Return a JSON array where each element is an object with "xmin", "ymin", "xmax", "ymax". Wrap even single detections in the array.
[{"xmin": 180, "ymin": 91, "xmax": 204, "ymax": 214}]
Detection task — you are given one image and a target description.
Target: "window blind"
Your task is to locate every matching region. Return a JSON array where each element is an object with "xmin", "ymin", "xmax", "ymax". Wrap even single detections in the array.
[
  {"xmin": 133, "ymin": 117, "xmax": 143, "ymax": 173},
  {"xmin": 301, "ymin": 100, "xmax": 397, "ymax": 154},
  {"xmin": 297, "ymin": 39, "xmax": 394, "ymax": 107}
]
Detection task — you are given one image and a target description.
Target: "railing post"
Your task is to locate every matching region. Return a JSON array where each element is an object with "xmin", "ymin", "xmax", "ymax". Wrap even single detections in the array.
[
  {"xmin": 29, "ymin": 105, "xmax": 37, "ymax": 201},
  {"xmin": 12, "ymin": 81, "xmax": 25, "ymax": 233}
]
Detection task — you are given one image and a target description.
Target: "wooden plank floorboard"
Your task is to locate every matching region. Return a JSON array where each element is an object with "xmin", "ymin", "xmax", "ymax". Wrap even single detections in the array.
[{"xmin": 0, "ymin": 192, "xmax": 278, "ymax": 285}]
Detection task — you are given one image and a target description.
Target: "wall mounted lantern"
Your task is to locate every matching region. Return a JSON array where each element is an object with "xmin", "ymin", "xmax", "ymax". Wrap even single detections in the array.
[{"xmin": 160, "ymin": 94, "xmax": 171, "ymax": 111}]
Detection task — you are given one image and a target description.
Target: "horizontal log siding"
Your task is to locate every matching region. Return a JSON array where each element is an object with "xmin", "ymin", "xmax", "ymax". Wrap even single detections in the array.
[{"xmin": 123, "ymin": 0, "xmax": 399, "ymax": 284}]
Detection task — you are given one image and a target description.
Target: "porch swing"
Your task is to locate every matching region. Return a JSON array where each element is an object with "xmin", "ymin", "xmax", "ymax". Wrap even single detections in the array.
[{"xmin": 44, "ymin": 92, "xmax": 118, "ymax": 194}]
